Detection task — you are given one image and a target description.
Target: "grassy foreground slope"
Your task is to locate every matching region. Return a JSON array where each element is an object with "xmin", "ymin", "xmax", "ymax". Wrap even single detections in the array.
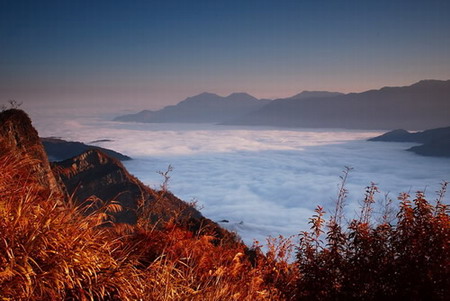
[{"xmin": 0, "ymin": 109, "xmax": 295, "ymax": 300}]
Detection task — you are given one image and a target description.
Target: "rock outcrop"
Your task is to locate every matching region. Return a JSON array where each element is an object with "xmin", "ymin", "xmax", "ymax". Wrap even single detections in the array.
[
  {"xmin": 52, "ymin": 149, "xmax": 200, "ymax": 224},
  {"xmin": 0, "ymin": 109, "xmax": 64, "ymax": 195}
]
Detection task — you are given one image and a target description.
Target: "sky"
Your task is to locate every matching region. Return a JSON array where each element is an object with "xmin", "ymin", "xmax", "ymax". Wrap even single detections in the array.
[{"xmin": 1, "ymin": 0, "xmax": 450, "ymax": 111}]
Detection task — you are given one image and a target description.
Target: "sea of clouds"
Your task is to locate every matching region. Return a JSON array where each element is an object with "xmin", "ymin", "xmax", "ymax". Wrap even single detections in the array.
[{"xmin": 27, "ymin": 108, "xmax": 450, "ymax": 245}]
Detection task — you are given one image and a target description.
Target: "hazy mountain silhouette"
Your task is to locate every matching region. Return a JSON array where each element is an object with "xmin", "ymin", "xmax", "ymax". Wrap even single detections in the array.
[
  {"xmin": 114, "ymin": 92, "xmax": 271, "ymax": 123},
  {"xmin": 368, "ymin": 129, "xmax": 413, "ymax": 142},
  {"xmin": 369, "ymin": 126, "xmax": 450, "ymax": 157},
  {"xmin": 41, "ymin": 137, "xmax": 131, "ymax": 162},
  {"xmin": 226, "ymin": 80, "xmax": 450, "ymax": 130},
  {"xmin": 408, "ymin": 137, "xmax": 450, "ymax": 157},
  {"xmin": 369, "ymin": 126, "xmax": 450, "ymax": 143}
]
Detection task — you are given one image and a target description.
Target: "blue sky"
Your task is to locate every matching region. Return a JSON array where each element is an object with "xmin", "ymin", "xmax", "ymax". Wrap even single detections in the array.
[{"xmin": 1, "ymin": 0, "xmax": 449, "ymax": 110}]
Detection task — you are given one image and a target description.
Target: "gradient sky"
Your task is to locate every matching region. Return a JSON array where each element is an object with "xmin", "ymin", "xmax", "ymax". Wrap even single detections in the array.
[{"xmin": 1, "ymin": 0, "xmax": 450, "ymax": 111}]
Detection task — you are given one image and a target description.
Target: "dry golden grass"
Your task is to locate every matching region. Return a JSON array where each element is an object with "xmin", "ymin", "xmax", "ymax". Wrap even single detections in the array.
[
  {"xmin": 0, "ymin": 152, "xmax": 144, "ymax": 300},
  {"xmin": 0, "ymin": 150, "xmax": 296, "ymax": 300}
]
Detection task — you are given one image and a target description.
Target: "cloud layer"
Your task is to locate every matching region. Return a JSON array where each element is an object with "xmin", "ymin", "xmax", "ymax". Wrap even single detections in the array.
[{"xmin": 32, "ymin": 113, "xmax": 450, "ymax": 245}]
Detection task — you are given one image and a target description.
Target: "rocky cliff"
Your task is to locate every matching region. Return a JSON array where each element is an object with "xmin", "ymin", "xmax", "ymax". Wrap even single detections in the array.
[
  {"xmin": 0, "ymin": 109, "xmax": 64, "ymax": 196},
  {"xmin": 52, "ymin": 149, "xmax": 200, "ymax": 225}
]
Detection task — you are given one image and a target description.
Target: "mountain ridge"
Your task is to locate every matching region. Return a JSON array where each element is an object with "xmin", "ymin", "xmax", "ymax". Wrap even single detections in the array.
[
  {"xmin": 114, "ymin": 92, "xmax": 270, "ymax": 123},
  {"xmin": 115, "ymin": 79, "xmax": 450, "ymax": 129},
  {"xmin": 41, "ymin": 137, "xmax": 131, "ymax": 162},
  {"xmin": 288, "ymin": 91, "xmax": 344, "ymax": 99},
  {"xmin": 225, "ymin": 79, "xmax": 450, "ymax": 130}
]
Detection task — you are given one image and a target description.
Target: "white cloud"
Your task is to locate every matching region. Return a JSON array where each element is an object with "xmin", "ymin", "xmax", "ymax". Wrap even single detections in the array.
[{"xmin": 31, "ymin": 112, "xmax": 450, "ymax": 245}]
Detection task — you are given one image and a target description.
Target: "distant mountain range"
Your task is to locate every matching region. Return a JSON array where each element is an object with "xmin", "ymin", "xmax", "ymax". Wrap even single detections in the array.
[
  {"xmin": 369, "ymin": 126, "xmax": 450, "ymax": 158},
  {"xmin": 115, "ymin": 79, "xmax": 450, "ymax": 130},
  {"xmin": 114, "ymin": 92, "xmax": 271, "ymax": 123},
  {"xmin": 226, "ymin": 80, "xmax": 450, "ymax": 130}
]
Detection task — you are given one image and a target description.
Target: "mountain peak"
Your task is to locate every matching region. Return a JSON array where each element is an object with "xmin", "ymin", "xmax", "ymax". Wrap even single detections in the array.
[
  {"xmin": 192, "ymin": 92, "xmax": 220, "ymax": 98},
  {"xmin": 0, "ymin": 109, "xmax": 40, "ymax": 146},
  {"xmin": 290, "ymin": 91, "xmax": 344, "ymax": 99},
  {"xmin": 368, "ymin": 129, "xmax": 411, "ymax": 141},
  {"xmin": 115, "ymin": 90, "xmax": 269, "ymax": 123},
  {"xmin": 70, "ymin": 148, "xmax": 117, "ymax": 166},
  {"xmin": 178, "ymin": 92, "xmax": 222, "ymax": 104},
  {"xmin": 410, "ymin": 79, "xmax": 450, "ymax": 88},
  {"xmin": 226, "ymin": 92, "xmax": 257, "ymax": 101}
]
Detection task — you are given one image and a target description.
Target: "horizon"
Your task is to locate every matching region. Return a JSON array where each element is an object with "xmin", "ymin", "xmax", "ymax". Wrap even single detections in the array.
[
  {"xmin": 2, "ymin": 1, "xmax": 450, "ymax": 111},
  {"xmin": 18, "ymin": 77, "xmax": 450, "ymax": 123}
]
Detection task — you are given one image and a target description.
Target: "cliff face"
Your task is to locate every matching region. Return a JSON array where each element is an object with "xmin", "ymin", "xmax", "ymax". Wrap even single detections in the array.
[
  {"xmin": 0, "ymin": 109, "xmax": 64, "ymax": 196},
  {"xmin": 52, "ymin": 149, "xmax": 202, "ymax": 225}
]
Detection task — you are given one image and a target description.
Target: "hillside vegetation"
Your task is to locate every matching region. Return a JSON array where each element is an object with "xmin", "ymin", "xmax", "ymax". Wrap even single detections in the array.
[{"xmin": 0, "ymin": 148, "xmax": 296, "ymax": 300}]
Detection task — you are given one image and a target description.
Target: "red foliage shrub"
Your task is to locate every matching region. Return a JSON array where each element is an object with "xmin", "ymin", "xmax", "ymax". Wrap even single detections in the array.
[{"xmin": 296, "ymin": 179, "xmax": 449, "ymax": 300}]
